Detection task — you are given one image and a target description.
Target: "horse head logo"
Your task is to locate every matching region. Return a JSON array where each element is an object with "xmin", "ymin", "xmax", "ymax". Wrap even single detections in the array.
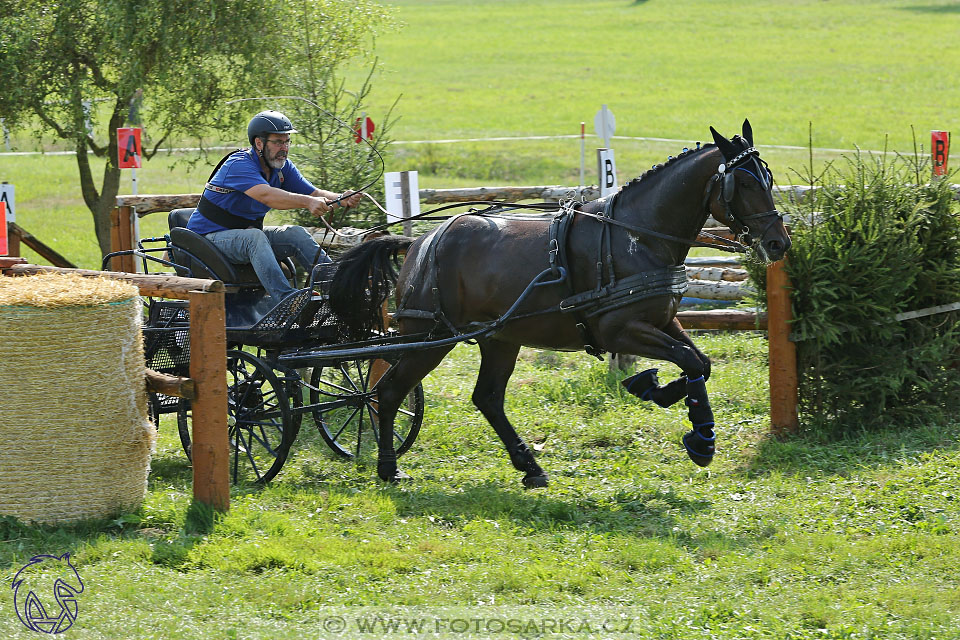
[{"xmin": 11, "ymin": 553, "xmax": 84, "ymax": 634}]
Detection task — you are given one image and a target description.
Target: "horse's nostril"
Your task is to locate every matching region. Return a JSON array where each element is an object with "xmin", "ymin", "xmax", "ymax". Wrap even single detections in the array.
[{"xmin": 767, "ymin": 240, "xmax": 783, "ymax": 256}]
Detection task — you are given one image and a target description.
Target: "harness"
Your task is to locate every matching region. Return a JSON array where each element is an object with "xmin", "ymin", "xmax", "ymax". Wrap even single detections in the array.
[
  {"xmin": 390, "ymin": 146, "xmax": 784, "ymax": 359},
  {"xmin": 392, "ymin": 213, "xmax": 473, "ymax": 337},
  {"xmin": 713, "ymin": 147, "xmax": 784, "ymax": 250},
  {"xmin": 195, "ymin": 149, "xmax": 284, "ymax": 231}
]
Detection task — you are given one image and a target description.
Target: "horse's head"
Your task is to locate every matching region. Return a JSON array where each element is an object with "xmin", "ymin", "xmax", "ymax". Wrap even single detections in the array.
[{"xmin": 708, "ymin": 120, "xmax": 791, "ymax": 262}]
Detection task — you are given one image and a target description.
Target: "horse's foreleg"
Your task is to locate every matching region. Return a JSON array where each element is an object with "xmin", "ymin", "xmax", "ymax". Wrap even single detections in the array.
[
  {"xmin": 599, "ymin": 318, "xmax": 716, "ymax": 467},
  {"xmin": 599, "ymin": 318, "xmax": 708, "ymax": 377},
  {"xmin": 620, "ymin": 317, "xmax": 712, "ymax": 407},
  {"xmin": 681, "ymin": 374, "xmax": 715, "ymax": 467},
  {"xmin": 374, "ymin": 345, "xmax": 453, "ymax": 482},
  {"xmin": 473, "ymin": 339, "xmax": 548, "ymax": 489},
  {"xmin": 664, "ymin": 317, "xmax": 712, "ymax": 381}
]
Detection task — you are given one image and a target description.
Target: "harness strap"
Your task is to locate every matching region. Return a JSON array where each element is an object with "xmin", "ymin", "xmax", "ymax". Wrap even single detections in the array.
[
  {"xmin": 559, "ymin": 266, "xmax": 687, "ymax": 318},
  {"xmin": 573, "ymin": 208, "xmax": 748, "ymax": 253},
  {"xmin": 393, "ymin": 213, "xmax": 471, "ymax": 335},
  {"xmin": 549, "ymin": 208, "xmax": 606, "ymax": 359},
  {"xmin": 196, "ymin": 196, "xmax": 264, "ymax": 231}
]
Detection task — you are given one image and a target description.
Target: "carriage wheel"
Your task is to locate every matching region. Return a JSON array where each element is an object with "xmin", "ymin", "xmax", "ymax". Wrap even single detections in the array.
[
  {"xmin": 309, "ymin": 359, "xmax": 424, "ymax": 460},
  {"xmin": 177, "ymin": 350, "xmax": 302, "ymax": 484},
  {"xmin": 176, "ymin": 400, "xmax": 193, "ymax": 459}
]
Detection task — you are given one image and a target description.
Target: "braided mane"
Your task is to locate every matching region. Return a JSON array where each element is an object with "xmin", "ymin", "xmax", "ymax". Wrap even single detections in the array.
[{"xmin": 620, "ymin": 135, "xmax": 750, "ymax": 194}]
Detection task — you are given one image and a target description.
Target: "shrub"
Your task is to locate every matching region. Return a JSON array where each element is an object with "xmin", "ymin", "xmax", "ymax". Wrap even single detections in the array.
[{"xmin": 750, "ymin": 150, "xmax": 960, "ymax": 430}]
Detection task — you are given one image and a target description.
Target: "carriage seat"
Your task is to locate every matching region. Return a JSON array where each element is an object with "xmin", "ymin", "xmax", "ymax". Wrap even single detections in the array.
[{"xmin": 166, "ymin": 208, "xmax": 294, "ymax": 287}]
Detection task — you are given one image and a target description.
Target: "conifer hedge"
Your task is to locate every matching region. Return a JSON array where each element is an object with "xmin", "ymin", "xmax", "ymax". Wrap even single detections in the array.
[{"xmin": 748, "ymin": 153, "xmax": 960, "ymax": 429}]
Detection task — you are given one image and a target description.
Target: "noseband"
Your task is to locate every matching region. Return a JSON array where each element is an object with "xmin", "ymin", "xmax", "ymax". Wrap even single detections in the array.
[{"xmin": 706, "ymin": 147, "xmax": 785, "ymax": 247}]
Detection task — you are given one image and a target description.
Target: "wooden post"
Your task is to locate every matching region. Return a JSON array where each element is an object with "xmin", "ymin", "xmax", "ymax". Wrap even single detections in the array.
[
  {"xmin": 7, "ymin": 222, "xmax": 19, "ymax": 257},
  {"xmin": 188, "ymin": 290, "xmax": 229, "ymax": 511},
  {"xmin": 109, "ymin": 207, "xmax": 122, "ymax": 271},
  {"xmin": 767, "ymin": 258, "xmax": 799, "ymax": 434},
  {"xmin": 109, "ymin": 206, "xmax": 136, "ymax": 273}
]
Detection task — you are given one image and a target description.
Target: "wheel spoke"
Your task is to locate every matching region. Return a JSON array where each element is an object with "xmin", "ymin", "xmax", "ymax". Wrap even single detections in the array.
[{"xmin": 311, "ymin": 360, "xmax": 423, "ymax": 460}]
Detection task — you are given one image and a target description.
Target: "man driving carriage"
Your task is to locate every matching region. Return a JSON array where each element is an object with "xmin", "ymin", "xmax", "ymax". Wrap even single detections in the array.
[{"xmin": 186, "ymin": 110, "xmax": 363, "ymax": 307}]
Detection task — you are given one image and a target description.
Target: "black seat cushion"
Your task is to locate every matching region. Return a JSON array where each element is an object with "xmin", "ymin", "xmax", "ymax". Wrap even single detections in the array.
[
  {"xmin": 166, "ymin": 207, "xmax": 296, "ymax": 287},
  {"xmin": 169, "ymin": 227, "xmax": 261, "ymax": 284},
  {"xmin": 168, "ymin": 208, "xmax": 194, "ymax": 230}
]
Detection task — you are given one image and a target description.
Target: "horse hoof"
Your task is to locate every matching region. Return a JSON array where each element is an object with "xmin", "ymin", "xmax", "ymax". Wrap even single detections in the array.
[
  {"xmin": 379, "ymin": 469, "xmax": 412, "ymax": 483},
  {"xmin": 522, "ymin": 474, "xmax": 549, "ymax": 489},
  {"xmin": 682, "ymin": 429, "xmax": 715, "ymax": 467},
  {"xmin": 622, "ymin": 368, "xmax": 659, "ymax": 400}
]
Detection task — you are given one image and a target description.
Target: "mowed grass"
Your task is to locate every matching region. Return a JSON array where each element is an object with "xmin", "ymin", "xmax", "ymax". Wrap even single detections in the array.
[
  {"xmin": 355, "ymin": 0, "xmax": 959, "ymax": 149},
  {"xmin": 1, "ymin": 336, "xmax": 958, "ymax": 639}
]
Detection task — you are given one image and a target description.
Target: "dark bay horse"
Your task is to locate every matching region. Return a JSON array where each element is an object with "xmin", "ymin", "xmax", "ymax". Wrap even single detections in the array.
[{"xmin": 330, "ymin": 119, "xmax": 791, "ymax": 486}]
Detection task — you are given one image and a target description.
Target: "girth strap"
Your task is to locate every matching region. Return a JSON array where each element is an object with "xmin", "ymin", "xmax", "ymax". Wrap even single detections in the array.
[
  {"xmin": 549, "ymin": 207, "xmax": 605, "ymax": 358},
  {"xmin": 559, "ymin": 265, "xmax": 687, "ymax": 318}
]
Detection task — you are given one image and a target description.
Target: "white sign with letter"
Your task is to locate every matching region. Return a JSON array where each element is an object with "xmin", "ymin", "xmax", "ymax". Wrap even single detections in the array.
[
  {"xmin": 597, "ymin": 149, "xmax": 619, "ymax": 197},
  {"xmin": 0, "ymin": 183, "xmax": 14, "ymax": 222},
  {"xmin": 384, "ymin": 171, "xmax": 420, "ymax": 224}
]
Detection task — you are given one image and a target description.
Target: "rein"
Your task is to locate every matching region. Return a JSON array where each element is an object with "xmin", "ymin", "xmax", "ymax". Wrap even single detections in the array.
[{"xmin": 571, "ymin": 204, "xmax": 749, "ymax": 254}]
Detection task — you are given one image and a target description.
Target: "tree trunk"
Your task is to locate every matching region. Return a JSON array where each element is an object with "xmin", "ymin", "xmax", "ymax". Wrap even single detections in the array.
[{"xmin": 74, "ymin": 111, "xmax": 123, "ymax": 257}]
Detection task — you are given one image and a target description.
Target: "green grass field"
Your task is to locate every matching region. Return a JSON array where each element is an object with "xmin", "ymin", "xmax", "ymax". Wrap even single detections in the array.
[
  {"xmin": 1, "ymin": 338, "xmax": 958, "ymax": 639},
  {"xmin": 357, "ymin": 0, "xmax": 959, "ymax": 169},
  {"xmin": 1, "ymin": 1, "xmax": 959, "ymax": 638}
]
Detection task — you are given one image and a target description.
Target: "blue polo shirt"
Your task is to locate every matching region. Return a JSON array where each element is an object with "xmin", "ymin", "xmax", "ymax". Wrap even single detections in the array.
[{"xmin": 186, "ymin": 148, "xmax": 317, "ymax": 234}]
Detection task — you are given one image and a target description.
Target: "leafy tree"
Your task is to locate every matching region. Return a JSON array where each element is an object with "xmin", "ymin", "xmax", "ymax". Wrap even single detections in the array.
[
  {"xmin": 277, "ymin": 0, "xmax": 398, "ymax": 229},
  {"xmin": 0, "ymin": 0, "xmax": 288, "ymax": 255}
]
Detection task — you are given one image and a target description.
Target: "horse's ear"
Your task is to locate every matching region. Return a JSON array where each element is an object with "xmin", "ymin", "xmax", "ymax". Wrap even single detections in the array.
[
  {"xmin": 742, "ymin": 119, "xmax": 754, "ymax": 146},
  {"xmin": 710, "ymin": 126, "xmax": 737, "ymax": 160}
]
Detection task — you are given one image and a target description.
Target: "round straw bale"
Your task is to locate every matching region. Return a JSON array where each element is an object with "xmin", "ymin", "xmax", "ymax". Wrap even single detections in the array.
[{"xmin": 0, "ymin": 273, "xmax": 156, "ymax": 524}]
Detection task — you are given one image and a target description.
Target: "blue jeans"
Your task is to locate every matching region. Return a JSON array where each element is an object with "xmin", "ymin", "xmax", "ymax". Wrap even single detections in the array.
[{"xmin": 204, "ymin": 225, "xmax": 331, "ymax": 300}]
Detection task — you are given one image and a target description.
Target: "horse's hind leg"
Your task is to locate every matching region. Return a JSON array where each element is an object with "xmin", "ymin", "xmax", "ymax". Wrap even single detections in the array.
[
  {"xmin": 473, "ymin": 339, "xmax": 548, "ymax": 488},
  {"xmin": 374, "ymin": 345, "xmax": 454, "ymax": 482}
]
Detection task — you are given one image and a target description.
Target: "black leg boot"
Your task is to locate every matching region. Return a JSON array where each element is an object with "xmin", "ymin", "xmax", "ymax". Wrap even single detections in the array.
[
  {"xmin": 622, "ymin": 368, "xmax": 688, "ymax": 408},
  {"xmin": 681, "ymin": 375, "xmax": 715, "ymax": 467}
]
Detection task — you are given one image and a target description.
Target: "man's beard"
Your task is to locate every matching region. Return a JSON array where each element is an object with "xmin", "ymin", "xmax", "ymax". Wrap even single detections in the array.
[{"xmin": 264, "ymin": 148, "xmax": 286, "ymax": 170}]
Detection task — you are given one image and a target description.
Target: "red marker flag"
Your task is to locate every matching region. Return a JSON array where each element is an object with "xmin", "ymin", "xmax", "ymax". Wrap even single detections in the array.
[
  {"xmin": 117, "ymin": 127, "xmax": 142, "ymax": 169},
  {"xmin": 932, "ymin": 130, "xmax": 950, "ymax": 177},
  {"xmin": 353, "ymin": 116, "xmax": 375, "ymax": 143},
  {"xmin": 0, "ymin": 202, "xmax": 7, "ymax": 255}
]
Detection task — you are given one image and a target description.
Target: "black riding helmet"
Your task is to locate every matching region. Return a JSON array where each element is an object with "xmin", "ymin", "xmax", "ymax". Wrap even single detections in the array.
[{"xmin": 247, "ymin": 110, "xmax": 298, "ymax": 146}]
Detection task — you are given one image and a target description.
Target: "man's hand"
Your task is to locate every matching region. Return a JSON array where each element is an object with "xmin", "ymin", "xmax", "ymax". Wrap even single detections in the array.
[
  {"xmin": 306, "ymin": 196, "xmax": 332, "ymax": 217},
  {"xmin": 337, "ymin": 190, "xmax": 364, "ymax": 209}
]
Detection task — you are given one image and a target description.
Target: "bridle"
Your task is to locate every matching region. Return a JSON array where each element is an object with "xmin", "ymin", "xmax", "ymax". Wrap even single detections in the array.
[{"xmin": 707, "ymin": 146, "xmax": 785, "ymax": 250}]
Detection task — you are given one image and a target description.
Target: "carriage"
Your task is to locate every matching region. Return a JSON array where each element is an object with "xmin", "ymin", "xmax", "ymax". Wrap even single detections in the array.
[
  {"xmin": 107, "ymin": 207, "xmax": 563, "ymax": 485},
  {"xmin": 107, "ymin": 120, "xmax": 791, "ymax": 488},
  {"xmin": 108, "ymin": 208, "xmax": 427, "ymax": 484}
]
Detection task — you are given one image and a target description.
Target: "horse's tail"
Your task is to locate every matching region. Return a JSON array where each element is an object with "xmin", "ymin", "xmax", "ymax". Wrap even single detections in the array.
[{"xmin": 328, "ymin": 235, "xmax": 415, "ymax": 338}]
